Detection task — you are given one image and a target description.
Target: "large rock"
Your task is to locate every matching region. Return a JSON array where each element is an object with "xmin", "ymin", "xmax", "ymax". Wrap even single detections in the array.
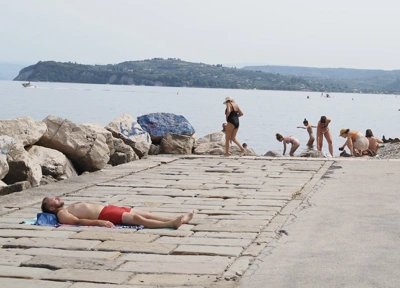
[
  {"xmin": 106, "ymin": 114, "xmax": 151, "ymax": 158},
  {"xmin": 160, "ymin": 132, "xmax": 195, "ymax": 154},
  {"xmin": 264, "ymin": 151, "xmax": 280, "ymax": 157},
  {"xmin": 0, "ymin": 135, "xmax": 15, "ymax": 154},
  {"xmin": 38, "ymin": 115, "xmax": 110, "ymax": 173},
  {"xmin": 0, "ymin": 154, "xmax": 9, "ymax": 180},
  {"xmin": 2, "ymin": 144, "xmax": 42, "ymax": 187},
  {"xmin": 137, "ymin": 113, "xmax": 195, "ymax": 143},
  {"xmin": 299, "ymin": 150, "xmax": 324, "ymax": 158},
  {"xmin": 0, "ymin": 181, "xmax": 32, "ymax": 195},
  {"xmin": 196, "ymin": 132, "xmax": 225, "ymax": 144},
  {"xmin": 108, "ymin": 138, "xmax": 137, "ymax": 166},
  {"xmin": 0, "ymin": 136, "xmax": 14, "ymax": 180},
  {"xmin": 82, "ymin": 123, "xmax": 115, "ymax": 155},
  {"xmin": 0, "ymin": 116, "xmax": 47, "ymax": 146},
  {"xmin": 26, "ymin": 145, "xmax": 78, "ymax": 180}
]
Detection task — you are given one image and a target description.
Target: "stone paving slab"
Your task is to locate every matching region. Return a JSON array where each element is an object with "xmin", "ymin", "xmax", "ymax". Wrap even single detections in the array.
[
  {"xmin": 21, "ymin": 255, "xmax": 124, "ymax": 270},
  {"xmin": 4, "ymin": 237, "xmax": 101, "ymax": 250},
  {"xmin": 127, "ymin": 273, "xmax": 218, "ymax": 286},
  {"xmin": 0, "ymin": 229, "xmax": 77, "ymax": 239},
  {"xmin": 0, "ymin": 252, "xmax": 33, "ymax": 266},
  {"xmin": 95, "ymin": 240, "xmax": 176, "ymax": 254},
  {"xmin": 17, "ymin": 248, "xmax": 121, "ymax": 259},
  {"xmin": 43, "ymin": 268, "xmax": 132, "ymax": 284},
  {"xmin": 71, "ymin": 230, "xmax": 159, "ymax": 242},
  {"xmin": 172, "ymin": 244, "xmax": 243, "ymax": 257},
  {"xmin": 154, "ymin": 236, "xmax": 252, "ymax": 247},
  {"xmin": 0, "ymin": 278, "xmax": 72, "ymax": 288},
  {"xmin": 0, "ymin": 265, "xmax": 52, "ymax": 279},
  {"xmin": 117, "ymin": 260, "xmax": 227, "ymax": 275}
]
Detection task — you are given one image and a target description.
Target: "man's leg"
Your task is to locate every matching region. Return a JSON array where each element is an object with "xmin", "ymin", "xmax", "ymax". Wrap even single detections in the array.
[
  {"xmin": 129, "ymin": 209, "xmax": 194, "ymax": 224},
  {"xmin": 121, "ymin": 212, "xmax": 183, "ymax": 228}
]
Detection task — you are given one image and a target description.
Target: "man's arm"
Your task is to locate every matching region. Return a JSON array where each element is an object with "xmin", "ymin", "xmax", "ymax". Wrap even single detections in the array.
[{"xmin": 57, "ymin": 209, "xmax": 115, "ymax": 228}]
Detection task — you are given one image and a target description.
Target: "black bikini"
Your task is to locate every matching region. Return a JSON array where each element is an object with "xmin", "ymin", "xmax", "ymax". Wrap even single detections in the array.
[{"xmin": 226, "ymin": 103, "xmax": 239, "ymax": 128}]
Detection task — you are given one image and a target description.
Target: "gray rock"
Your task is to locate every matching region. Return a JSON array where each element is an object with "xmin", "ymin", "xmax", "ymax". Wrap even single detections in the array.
[
  {"xmin": 160, "ymin": 132, "xmax": 195, "ymax": 154},
  {"xmin": 106, "ymin": 114, "xmax": 151, "ymax": 158},
  {"xmin": 264, "ymin": 150, "xmax": 280, "ymax": 157},
  {"xmin": 26, "ymin": 145, "xmax": 77, "ymax": 180},
  {"xmin": 3, "ymin": 144, "xmax": 42, "ymax": 186},
  {"xmin": 108, "ymin": 137, "xmax": 136, "ymax": 166},
  {"xmin": 38, "ymin": 115, "xmax": 110, "ymax": 173},
  {"xmin": 0, "ymin": 116, "xmax": 47, "ymax": 146},
  {"xmin": 148, "ymin": 144, "xmax": 160, "ymax": 155},
  {"xmin": 299, "ymin": 150, "xmax": 324, "ymax": 158},
  {"xmin": 0, "ymin": 181, "xmax": 31, "ymax": 195}
]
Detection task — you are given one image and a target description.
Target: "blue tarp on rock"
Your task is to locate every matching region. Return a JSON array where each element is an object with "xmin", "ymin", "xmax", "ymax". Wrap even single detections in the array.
[{"xmin": 137, "ymin": 113, "xmax": 195, "ymax": 137}]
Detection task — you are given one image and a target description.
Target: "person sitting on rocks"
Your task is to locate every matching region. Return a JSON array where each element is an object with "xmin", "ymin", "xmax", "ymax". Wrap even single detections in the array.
[
  {"xmin": 41, "ymin": 197, "xmax": 194, "ymax": 229},
  {"xmin": 362, "ymin": 129, "xmax": 383, "ymax": 156}
]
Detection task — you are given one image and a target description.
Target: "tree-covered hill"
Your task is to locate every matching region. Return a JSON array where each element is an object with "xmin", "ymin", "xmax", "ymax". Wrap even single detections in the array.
[
  {"xmin": 14, "ymin": 59, "xmax": 400, "ymax": 93},
  {"xmin": 14, "ymin": 59, "xmax": 331, "ymax": 92},
  {"xmin": 242, "ymin": 65, "xmax": 400, "ymax": 94}
]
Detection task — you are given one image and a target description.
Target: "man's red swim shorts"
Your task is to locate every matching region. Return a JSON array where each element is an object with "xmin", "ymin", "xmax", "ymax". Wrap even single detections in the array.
[{"xmin": 98, "ymin": 205, "xmax": 131, "ymax": 225}]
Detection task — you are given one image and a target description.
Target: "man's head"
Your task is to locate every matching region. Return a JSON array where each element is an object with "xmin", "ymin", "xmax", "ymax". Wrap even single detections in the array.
[{"xmin": 41, "ymin": 197, "xmax": 64, "ymax": 214}]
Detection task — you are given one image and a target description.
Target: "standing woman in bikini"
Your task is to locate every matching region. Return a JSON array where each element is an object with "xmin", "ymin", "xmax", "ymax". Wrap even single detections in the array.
[
  {"xmin": 223, "ymin": 96, "xmax": 246, "ymax": 157},
  {"xmin": 297, "ymin": 118, "xmax": 317, "ymax": 147},
  {"xmin": 316, "ymin": 116, "xmax": 333, "ymax": 157}
]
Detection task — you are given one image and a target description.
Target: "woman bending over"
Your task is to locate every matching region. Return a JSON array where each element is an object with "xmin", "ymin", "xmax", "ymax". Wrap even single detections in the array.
[
  {"xmin": 276, "ymin": 133, "xmax": 300, "ymax": 156},
  {"xmin": 339, "ymin": 128, "xmax": 369, "ymax": 156}
]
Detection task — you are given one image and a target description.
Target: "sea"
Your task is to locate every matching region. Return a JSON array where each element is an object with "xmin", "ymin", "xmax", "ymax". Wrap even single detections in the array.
[{"xmin": 1, "ymin": 81, "xmax": 399, "ymax": 157}]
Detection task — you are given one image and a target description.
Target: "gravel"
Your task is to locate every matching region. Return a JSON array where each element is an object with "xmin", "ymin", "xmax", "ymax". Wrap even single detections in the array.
[{"xmin": 372, "ymin": 143, "xmax": 400, "ymax": 160}]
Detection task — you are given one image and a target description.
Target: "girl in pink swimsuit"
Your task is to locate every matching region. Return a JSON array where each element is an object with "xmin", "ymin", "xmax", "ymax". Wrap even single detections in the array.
[{"xmin": 276, "ymin": 133, "xmax": 300, "ymax": 156}]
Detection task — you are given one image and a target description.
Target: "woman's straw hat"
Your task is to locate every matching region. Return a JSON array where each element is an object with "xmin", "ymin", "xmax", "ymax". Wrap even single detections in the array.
[{"xmin": 223, "ymin": 96, "xmax": 234, "ymax": 104}]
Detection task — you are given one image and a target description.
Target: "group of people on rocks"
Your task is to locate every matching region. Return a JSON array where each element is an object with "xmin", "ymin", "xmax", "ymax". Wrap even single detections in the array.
[{"xmin": 221, "ymin": 96, "xmax": 383, "ymax": 157}]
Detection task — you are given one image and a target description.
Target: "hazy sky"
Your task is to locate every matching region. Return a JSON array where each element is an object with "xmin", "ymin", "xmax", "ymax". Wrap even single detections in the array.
[{"xmin": 1, "ymin": 0, "xmax": 399, "ymax": 69}]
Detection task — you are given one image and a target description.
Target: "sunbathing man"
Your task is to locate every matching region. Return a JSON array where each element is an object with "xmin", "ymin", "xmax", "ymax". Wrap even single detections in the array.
[{"xmin": 41, "ymin": 197, "xmax": 194, "ymax": 229}]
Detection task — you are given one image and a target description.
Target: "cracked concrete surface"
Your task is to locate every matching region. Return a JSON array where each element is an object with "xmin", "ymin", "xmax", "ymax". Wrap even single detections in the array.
[{"xmin": 238, "ymin": 159, "xmax": 400, "ymax": 288}]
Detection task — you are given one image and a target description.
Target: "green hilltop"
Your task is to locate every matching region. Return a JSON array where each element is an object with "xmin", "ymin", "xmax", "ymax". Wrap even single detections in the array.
[{"xmin": 13, "ymin": 59, "xmax": 400, "ymax": 93}]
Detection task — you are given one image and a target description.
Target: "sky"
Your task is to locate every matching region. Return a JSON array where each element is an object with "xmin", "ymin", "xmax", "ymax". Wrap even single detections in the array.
[{"xmin": 1, "ymin": 0, "xmax": 399, "ymax": 70}]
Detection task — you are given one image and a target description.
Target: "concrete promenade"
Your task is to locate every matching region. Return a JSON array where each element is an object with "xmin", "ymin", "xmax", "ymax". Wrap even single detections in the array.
[{"xmin": 0, "ymin": 155, "xmax": 397, "ymax": 287}]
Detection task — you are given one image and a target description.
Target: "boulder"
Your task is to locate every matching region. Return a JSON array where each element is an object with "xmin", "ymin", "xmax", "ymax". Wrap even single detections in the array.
[
  {"xmin": 108, "ymin": 138, "xmax": 137, "ymax": 166},
  {"xmin": 82, "ymin": 123, "xmax": 115, "ymax": 155},
  {"xmin": 2, "ymin": 144, "xmax": 42, "ymax": 187},
  {"xmin": 0, "ymin": 180, "xmax": 6, "ymax": 187},
  {"xmin": 137, "ymin": 113, "xmax": 195, "ymax": 143},
  {"xmin": 0, "ymin": 181, "xmax": 32, "ymax": 195},
  {"xmin": 38, "ymin": 115, "xmax": 110, "ymax": 173},
  {"xmin": 299, "ymin": 150, "xmax": 324, "ymax": 158},
  {"xmin": 0, "ymin": 135, "xmax": 15, "ymax": 154},
  {"xmin": 160, "ymin": 132, "xmax": 195, "ymax": 154},
  {"xmin": 264, "ymin": 151, "xmax": 280, "ymax": 157},
  {"xmin": 196, "ymin": 131, "xmax": 225, "ymax": 144},
  {"xmin": 26, "ymin": 145, "xmax": 78, "ymax": 180},
  {"xmin": 148, "ymin": 144, "xmax": 160, "ymax": 155},
  {"xmin": 0, "ymin": 154, "xmax": 9, "ymax": 180},
  {"xmin": 0, "ymin": 116, "xmax": 47, "ymax": 146},
  {"xmin": 106, "ymin": 114, "xmax": 151, "ymax": 158}
]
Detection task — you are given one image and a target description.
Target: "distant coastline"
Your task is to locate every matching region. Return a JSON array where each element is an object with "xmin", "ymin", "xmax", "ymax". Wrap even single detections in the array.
[{"xmin": 13, "ymin": 58, "xmax": 400, "ymax": 94}]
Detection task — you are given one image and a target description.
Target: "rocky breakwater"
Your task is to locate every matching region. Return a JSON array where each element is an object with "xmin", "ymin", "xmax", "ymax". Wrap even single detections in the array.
[{"xmin": 1, "ymin": 112, "xmax": 256, "ymax": 195}]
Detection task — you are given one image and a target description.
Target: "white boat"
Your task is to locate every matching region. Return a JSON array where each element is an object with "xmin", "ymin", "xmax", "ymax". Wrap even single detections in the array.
[{"xmin": 22, "ymin": 82, "xmax": 34, "ymax": 88}]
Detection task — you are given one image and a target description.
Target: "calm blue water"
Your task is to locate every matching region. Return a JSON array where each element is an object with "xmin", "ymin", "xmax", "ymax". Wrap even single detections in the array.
[{"xmin": 1, "ymin": 81, "xmax": 399, "ymax": 156}]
